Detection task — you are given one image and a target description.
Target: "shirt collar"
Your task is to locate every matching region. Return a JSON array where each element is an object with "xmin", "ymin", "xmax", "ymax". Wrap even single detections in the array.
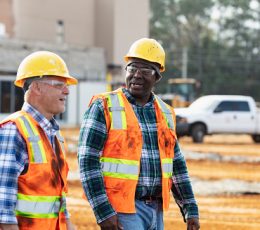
[
  {"xmin": 122, "ymin": 88, "xmax": 155, "ymax": 106},
  {"xmin": 21, "ymin": 102, "xmax": 60, "ymax": 132}
]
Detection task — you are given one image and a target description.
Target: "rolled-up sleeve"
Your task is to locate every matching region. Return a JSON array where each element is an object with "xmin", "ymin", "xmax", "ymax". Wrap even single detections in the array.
[
  {"xmin": 78, "ymin": 99, "xmax": 116, "ymax": 223},
  {"xmin": 171, "ymin": 141, "xmax": 199, "ymax": 221},
  {"xmin": 0, "ymin": 122, "xmax": 28, "ymax": 224}
]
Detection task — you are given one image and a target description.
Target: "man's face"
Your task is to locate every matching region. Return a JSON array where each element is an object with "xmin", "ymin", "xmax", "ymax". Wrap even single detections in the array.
[
  {"xmin": 125, "ymin": 59, "xmax": 158, "ymax": 104},
  {"xmin": 35, "ymin": 76, "xmax": 69, "ymax": 119}
]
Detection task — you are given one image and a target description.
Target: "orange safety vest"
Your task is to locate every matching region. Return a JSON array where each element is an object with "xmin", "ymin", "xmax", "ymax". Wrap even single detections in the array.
[
  {"xmin": 90, "ymin": 88, "xmax": 176, "ymax": 213},
  {"xmin": 0, "ymin": 110, "xmax": 69, "ymax": 230}
]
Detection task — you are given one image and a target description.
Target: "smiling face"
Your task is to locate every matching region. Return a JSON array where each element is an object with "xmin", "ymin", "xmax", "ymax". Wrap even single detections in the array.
[
  {"xmin": 28, "ymin": 76, "xmax": 70, "ymax": 120},
  {"xmin": 38, "ymin": 76, "xmax": 69, "ymax": 118},
  {"xmin": 125, "ymin": 58, "xmax": 159, "ymax": 105}
]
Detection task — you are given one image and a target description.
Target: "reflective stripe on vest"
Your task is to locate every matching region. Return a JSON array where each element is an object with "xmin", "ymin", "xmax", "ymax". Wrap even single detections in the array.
[
  {"xmin": 17, "ymin": 115, "xmax": 47, "ymax": 163},
  {"xmin": 162, "ymin": 158, "xmax": 173, "ymax": 178},
  {"xmin": 107, "ymin": 93, "xmax": 127, "ymax": 130},
  {"xmin": 100, "ymin": 157, "xmax": 139, "ymax": 180},
  {"xmin": 15, "ymin": 193, "xmax": 64, "ymax": 218},
  {"xmin": 155, "ymin": 95, "xmax": 175, "ymax": 130}
]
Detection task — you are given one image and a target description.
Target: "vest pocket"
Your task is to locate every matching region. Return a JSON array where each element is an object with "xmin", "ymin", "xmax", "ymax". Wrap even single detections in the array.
[{"xmin": 18, "ymin": 163, "xmax": 52, "ymax": 190}]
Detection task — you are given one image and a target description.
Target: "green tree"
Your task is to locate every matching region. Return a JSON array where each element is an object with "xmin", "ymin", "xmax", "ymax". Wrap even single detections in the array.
[{"xmin": 150, "ymin": 0, "xmax": 260, "ymax": 100}]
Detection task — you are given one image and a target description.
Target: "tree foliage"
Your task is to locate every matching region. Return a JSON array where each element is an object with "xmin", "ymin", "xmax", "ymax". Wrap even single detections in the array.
[{"xmin": 150, "ymin": 0, "xmax": 260, "ymax": 100}]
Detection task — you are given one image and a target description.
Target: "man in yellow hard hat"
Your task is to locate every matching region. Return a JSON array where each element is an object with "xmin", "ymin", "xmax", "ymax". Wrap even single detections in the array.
[
  {"xmin": 78, "ymin": 38, "xmax": 200, "ymax": 230},
  {"xmin": 0, "ymin": 51, "xmax": 78, "ymax": 230}
]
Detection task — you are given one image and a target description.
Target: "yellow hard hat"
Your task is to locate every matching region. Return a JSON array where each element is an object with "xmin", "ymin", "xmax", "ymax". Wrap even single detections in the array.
[
  {"xmin": 124, "ymin": 38, "xmax": 165, "ymax": 72},
  {"xmin": 15, "ymin": 51, "xmax": 78, "ymax": 87}
]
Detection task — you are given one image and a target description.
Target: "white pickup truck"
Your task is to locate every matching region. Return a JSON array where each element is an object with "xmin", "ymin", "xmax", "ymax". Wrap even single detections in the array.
[{"xmin": 174, "ymin": 95, "xmax": 260, "ymax": 143}]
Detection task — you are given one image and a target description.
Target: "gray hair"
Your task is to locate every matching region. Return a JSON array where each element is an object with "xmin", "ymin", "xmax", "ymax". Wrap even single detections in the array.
[{"xmin": 23, "ymin": 76, "xmax": 43, "ymax": 92}]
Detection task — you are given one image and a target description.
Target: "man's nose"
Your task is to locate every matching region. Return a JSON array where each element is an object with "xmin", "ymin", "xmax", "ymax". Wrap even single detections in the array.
[
  {"xmin": 133, "ymin": 69, "xmax": 142, "ymax": 77},
  {"xmin": 62, "ymin": 85, "xmax": 70, "ymax": 94}
]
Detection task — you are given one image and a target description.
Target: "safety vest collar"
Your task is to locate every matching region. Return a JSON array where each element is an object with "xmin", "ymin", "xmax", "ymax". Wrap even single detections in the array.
[
  {"xmin": 15, "ymin": 113, "xmax": 66, "ymax": 163},
  {"xmin": 154, "ymin": 95, "xmax": 175, "ymax": 130},
  {"xmin": 106, "ymin": 90, "xmax": 175, "ymax": 131},
  {"xmin": 17, "ymin": 114, "xmax": 47, "ymax": 163},
  {"xmin": 107, "ymin": 93, "xmax": 127, "ymax": 130},
  {"xmin": 107, "ymin": 90, "xmax": 175, "ymax": 131}
]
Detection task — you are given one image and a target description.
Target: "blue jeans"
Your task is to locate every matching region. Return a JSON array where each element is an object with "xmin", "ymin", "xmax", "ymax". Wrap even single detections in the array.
[{"xmin": 117, "ymin": 199, "xmax": 164, "ymax": 230}]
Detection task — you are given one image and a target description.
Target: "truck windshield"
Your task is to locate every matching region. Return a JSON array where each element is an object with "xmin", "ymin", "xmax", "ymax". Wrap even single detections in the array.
[{"xmin": 189, "ymin": 97, "xmax": 215, "ymax": 110}]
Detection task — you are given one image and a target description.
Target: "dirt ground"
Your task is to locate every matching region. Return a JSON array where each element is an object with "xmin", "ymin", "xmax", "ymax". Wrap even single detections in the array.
[{"xmin": 62, "ymin": 129, "xmax": 260, "ymax": 230}]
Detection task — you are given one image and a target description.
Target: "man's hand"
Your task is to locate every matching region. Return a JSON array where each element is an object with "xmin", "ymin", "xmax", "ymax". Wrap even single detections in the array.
[
  {"xmin": 0, "ymin": 224, "xmax": 19, "ymax": 230},
  {"xmin": 99, "ymin": 215, "xmax": 123, "ymax": 230},
  {"xmin": 187, "ymin": 218, "xmax": 200, "ymax": 230},
  {"xmin": 66, "ymin": 219, "xmax": 76, "ymax": 230}
]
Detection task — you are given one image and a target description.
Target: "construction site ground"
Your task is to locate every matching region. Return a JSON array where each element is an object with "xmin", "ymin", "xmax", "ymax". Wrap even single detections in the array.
[{"xmin": 62, "ymin": 128, "xmax": 260, "ymax": 230}]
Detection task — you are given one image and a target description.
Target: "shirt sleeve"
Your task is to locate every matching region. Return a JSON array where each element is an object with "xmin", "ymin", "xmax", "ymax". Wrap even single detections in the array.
[
  {"xmin": 0, "ymin": 122, "xmax": 28, "ymax": 224},
  {"xmin": 171, "ymin": 140, "xmax": 199, "ymax": 221},
  {"xmin": 78, "ymin": 99, "xmax": 117, "ymax": 223},
  {"xmin": 64, "ymin": 201, "xmax": 70, "ymax": 219}
]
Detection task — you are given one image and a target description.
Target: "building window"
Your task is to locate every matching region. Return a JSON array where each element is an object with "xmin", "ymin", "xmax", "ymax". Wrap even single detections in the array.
[
  {"xmin": 0, "ymin": 80, "xmax": 67, "ymax": 121},
  {"xmin": 0, "ymin": 81, "xmax": 24, "ymax": 113},
  {"xmin": 56, "ymin": 20, "xmax": 64, "ymax": 43},
  {"xmin": 0, "ymin": 23, "xmax": 6, "ymax": 37}
]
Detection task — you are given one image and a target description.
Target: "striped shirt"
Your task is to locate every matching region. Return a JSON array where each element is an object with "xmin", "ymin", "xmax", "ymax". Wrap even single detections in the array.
[
  {"xmin": 0, "ymin": 102, "xmax": 69, "ymax": 224},
  {"xmin": 78, "ymin": 88, "xmax": 199, "ymax": 223}
]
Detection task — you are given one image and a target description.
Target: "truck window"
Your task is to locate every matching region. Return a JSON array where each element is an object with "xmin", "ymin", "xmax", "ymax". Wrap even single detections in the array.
[
  {"xmin": 235, "ymin": 101, "xmax": 250, "ymax": 111},
  {"xmin": 216, "ymin": 101, "xmax": 250, "ymax": 112}
]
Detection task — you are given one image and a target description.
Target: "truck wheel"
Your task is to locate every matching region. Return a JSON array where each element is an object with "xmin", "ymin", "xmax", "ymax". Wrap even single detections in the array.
[
  {"xmin": 252, "ymin": 135, "xmax": 260, "ymax": 143},
  {"xmin": 191, "ymin": 124, "xmax": 205, "ymax": 143}
]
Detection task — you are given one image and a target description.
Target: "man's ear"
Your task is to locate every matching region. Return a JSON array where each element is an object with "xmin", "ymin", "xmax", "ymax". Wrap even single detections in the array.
[
  {"xmin": 30, "ymin": 81, "xmax": 43, "ymax": 96},
  {"xmin": 155, "ymin": 74, "xmax": 162, "ymax": 83}
]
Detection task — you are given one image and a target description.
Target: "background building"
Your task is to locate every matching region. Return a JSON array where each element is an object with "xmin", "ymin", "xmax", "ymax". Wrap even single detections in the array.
[{"xmin": 0, "ymin": 0, "xmax": 149, "ymax": 125}]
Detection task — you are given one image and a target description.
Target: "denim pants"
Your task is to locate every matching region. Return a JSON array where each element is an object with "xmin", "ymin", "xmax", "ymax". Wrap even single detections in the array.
[{"xmin": 117, "ymin": 199, "xmax": 164, "ymax": 230}]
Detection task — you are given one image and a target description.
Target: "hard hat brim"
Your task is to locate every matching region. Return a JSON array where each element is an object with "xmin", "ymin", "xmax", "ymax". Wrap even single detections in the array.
[
  {"xmin": 14, "ymin": 75, "xmax": 78, "ymax": 88},
  {"xmin": 125, "ymin": 58, "xmax": 163, "ymax": 81},
  {"xmin": 124, "ymin": 55, "xmax": 165, "ymax": 72}
]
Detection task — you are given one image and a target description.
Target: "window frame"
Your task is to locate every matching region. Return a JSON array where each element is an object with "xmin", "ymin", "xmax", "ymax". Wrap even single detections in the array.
[
  {"xmin": 215, "ymin": 100, "xmax": 250, "ymax": 112},
  {"xmin": 0, "ymin": 78, "xmax": 24, "ymax": 113}
]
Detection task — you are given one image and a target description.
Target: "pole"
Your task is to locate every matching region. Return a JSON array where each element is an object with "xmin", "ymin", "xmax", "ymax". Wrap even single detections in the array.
[{"xmin": 182, "ymin": 46, "xmax": 188, "ymax": 78}]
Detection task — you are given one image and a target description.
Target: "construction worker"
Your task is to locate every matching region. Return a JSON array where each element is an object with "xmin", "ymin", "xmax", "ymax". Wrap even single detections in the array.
[
  {"xmin": 78, "ymin": 38, "xmax": 200, "ymax": 230},
  {"xmin": 0, "ymin": 51, "xmax": 78, "ymax": 230}
]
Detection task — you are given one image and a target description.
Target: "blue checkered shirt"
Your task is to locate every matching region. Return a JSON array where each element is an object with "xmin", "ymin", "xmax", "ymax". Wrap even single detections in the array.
[{"xmin": 0, "ymin": 102, "xmax": 69, "ymax": 224}]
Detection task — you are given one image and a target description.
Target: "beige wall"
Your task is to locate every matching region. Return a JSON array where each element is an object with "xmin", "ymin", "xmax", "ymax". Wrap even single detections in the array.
[
  {"xmin": 113, "ymin": 0, "xmax": 149, "ymax": 66},
  {"xmin": 95, "ymin": 0, "xmax": 115, "ymax": 63},
  {"xmin": 13, "ymin": 0, "xmax": 95, "ymax": 46},
  {"xmin": 8, "ymin": 0, "xmax": 149, "ymax": 67},
  {"xmin": 95, "ymin": 0, "xmax": 149, "ymax": 66},
  {"xmin": 0, "ymin": 0, "xmax": 149, "ymax": 123},
  {"xmin": 0, "ymin": 0, "xmax": 14, "ymax": 37}
]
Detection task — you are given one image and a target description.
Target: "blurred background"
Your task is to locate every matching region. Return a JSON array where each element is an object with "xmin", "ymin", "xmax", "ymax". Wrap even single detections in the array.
[
  {"xmin": 1, "ymin": 0, "xmax": 259, "ymax": 125},
  {"xmin": 1, "ymin": 0, "xmax": 260, "ymax": 229}
]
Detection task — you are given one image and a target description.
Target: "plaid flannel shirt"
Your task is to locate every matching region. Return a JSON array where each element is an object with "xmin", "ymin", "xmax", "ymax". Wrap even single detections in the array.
[
  {"xmin": 78, "ymin": 88, "xmax": 199, "ymax": 223},
  {"xmin": 0, "ymin": 102, "xmax": 69, "ymax": 224}
]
